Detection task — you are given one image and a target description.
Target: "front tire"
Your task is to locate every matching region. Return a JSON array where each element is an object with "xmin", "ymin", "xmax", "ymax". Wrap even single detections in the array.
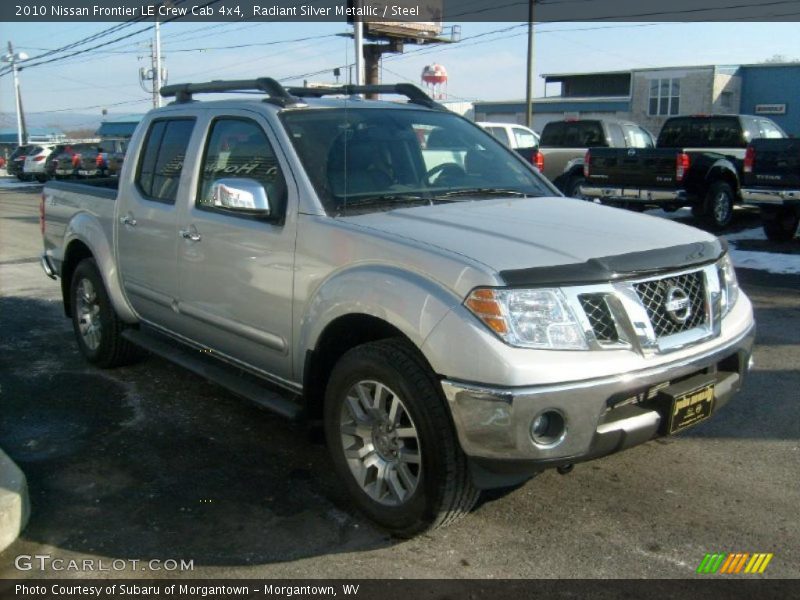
[
  {"xmin": 703, "ymin": 181, "xmax": 735, "ymax": 230},
  {"xmin": 324, "ymin": 339, "xmax": 479, "ymax": 537},
  {"xmin": 762, "ymin": 207, "xmax": 800, "ymax": 242},
  {"xmin": 70, "ymin": 258, "xmax": 141, "ymax": 368}
]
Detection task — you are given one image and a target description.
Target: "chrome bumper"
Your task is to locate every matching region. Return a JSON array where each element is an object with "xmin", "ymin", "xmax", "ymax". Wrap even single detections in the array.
[
  {"xmin": 441, "ymin": 323, "xmax": 755, "ymax": 466},
  {"xmin": 741, "ymin": 188, "xmax": 800, "ymax": 206},
  {"xmin": 581, "ymin": 185, "xmax": 687, "ymax": 203}
]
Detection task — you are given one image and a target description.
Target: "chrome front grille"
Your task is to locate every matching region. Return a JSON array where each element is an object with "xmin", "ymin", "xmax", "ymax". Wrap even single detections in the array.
[
  {"xmin": 568, "ymin": 264, "xmax": 719, "ymax": 354},
  {"xmin": 633, "ymin": 271, "xmax": 707, "ymax": 338},
  {"xmin": 579, "ymin": 294, "xmax": 618, "ymax": 343}
]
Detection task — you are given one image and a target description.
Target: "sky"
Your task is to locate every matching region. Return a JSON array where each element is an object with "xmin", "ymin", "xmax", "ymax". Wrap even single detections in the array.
[{"xmin": 1, "ymin": 20, "xmax": 799, "ymax": 129}]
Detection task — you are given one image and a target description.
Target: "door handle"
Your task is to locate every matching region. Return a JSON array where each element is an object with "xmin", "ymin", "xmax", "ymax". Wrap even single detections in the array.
[
  {"xmin": 179, "ymin": 229, "xmax": 202, "ymax": 242},
  {"xmin": 119, "ymin": 215, "xmax": 137, "ymax": 227}
]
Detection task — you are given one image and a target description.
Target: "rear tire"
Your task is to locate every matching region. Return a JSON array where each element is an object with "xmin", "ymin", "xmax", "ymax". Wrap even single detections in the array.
[
  {"xmin": 565, "ymin": 175, "xmax": 588, "ymax": 200},
  {"xmin": 324, "ymin": 339, "xmax": 479, "ymax": 537},
  {"xmin": 703, "ymin": 181, "xmax": 735, "ymax": 230},
  {"xmin": 762, "ymin": 207, "xmax": 800, "ymax": 242},
  {"xmin": 70, "ymin": 258, "xmax": 142, "ymax": 368}
]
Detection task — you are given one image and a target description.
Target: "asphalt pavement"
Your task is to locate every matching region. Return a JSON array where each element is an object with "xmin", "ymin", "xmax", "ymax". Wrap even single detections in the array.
[{"xmin": 0, "ymin": 183, "xmax": 798, "ymax": 579}]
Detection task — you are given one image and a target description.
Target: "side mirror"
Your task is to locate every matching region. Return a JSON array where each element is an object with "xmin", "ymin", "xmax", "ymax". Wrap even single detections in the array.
[{"xmin": 208, "ymin": 178, "xmax": 271, "ymax": 216}]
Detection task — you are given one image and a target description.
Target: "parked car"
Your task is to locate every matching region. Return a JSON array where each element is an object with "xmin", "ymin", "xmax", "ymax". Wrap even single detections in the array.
[
  {"xmin": 477, "ymin": 121, "xmax": 540, "ymax": 149},
  {"xmin": 76, "ymin": 139, "xmax": 127, "ymax": 178},
  {"xmin": 581, "ymin": 114, "xmax": 787, "ymax": 229},
  {"xmin": 7, "ymin": 145, "xmax": 32, "ymax": 179},
  {"xmin": 477, "ymin": 122, "xmax": 543, "ymax": 171},
  {"xmin": 23, "ymin": 144, "xmax": 56, "ymax": 182},
  {"xmin": 41, "ymin": 79, "xmax": 754, "ymax": 536},
  {"xmin": 46, "ymin": 143, "xmax": 100, "ymax": 180},
  {"xmin": 537, "ymin": 118, "xmax": 655, "ymax": 197},
  {"xmin": 741, "ymin": 138, "xmax": 800, "ymax": 241}
]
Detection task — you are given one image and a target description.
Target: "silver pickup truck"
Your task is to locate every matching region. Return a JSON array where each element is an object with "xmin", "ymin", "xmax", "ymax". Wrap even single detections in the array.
[{"xmin": 40, "ymin": 79, "xmax": 755, "ymax": 537}]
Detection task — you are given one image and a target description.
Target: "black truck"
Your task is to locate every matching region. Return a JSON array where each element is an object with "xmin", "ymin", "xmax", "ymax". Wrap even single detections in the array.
[
  {"xmin": 581, "ymin": 115, "xmax": 787, "ymax": 229},
  {"xmin": 741, "ymin": 138, "xmax": 800, "ymax": 241}
]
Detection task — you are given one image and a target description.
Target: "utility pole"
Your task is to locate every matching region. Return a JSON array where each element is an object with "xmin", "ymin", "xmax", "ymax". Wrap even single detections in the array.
[
  {"xmin": 525, "ymin": 0, "xmax": 535, "ymax": 129},
  {"xmin": 2, "ymin": 42, "xmax": 29, "ymax": 146},
  {"xmin": 154, "ymin": 21, "xmax": 162, "ymax": 107}
]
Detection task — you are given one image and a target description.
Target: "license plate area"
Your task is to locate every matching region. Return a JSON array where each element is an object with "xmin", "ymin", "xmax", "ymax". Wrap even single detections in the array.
[{"xmin": 657, "ymin": 376, "xmax": 716, "ymax": 434}]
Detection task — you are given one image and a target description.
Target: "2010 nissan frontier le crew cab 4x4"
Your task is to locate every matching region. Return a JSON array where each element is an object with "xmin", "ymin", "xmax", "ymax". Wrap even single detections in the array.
[{"xmin": 40, "ymin": 79, "xmax": 755, "ymax": 537}]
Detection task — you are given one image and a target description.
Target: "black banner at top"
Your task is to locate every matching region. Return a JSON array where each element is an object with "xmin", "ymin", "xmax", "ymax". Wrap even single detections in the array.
[{"xmin": 3, "ymin": 0, "xmax": 800, "ymax": 22}]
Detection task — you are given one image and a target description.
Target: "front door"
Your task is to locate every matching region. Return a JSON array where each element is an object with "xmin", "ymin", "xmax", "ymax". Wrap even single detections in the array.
[{"xmin": 174, "ymin": 113, "xmax": 298, "ymax": 383}]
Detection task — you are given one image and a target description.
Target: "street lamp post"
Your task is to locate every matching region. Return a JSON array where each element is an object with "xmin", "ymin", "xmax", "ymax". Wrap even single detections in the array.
[{"xmin": 2, "ymin": 43, "xmax": 29, "ymax": 146}]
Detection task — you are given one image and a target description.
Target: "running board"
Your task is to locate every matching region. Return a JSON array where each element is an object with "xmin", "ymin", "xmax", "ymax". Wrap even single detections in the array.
[{"xmin": 122, "ymin": 328, "xmax": 303, "ymax": 420}]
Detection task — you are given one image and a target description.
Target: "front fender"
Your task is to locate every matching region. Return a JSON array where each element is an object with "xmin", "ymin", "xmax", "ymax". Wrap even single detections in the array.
[
  {"xmin": 295, "ymin": 264, "xmax": 463, "ymax": 378},
  {"xmin": 65, "ymin": 212, "xmax": 137, "ymax": 323}
]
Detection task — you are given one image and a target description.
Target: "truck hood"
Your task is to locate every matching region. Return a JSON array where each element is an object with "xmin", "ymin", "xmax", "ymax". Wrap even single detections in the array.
[{"xmin": 340, "ymin": 197, "xmax": 722, "ymax": 284}]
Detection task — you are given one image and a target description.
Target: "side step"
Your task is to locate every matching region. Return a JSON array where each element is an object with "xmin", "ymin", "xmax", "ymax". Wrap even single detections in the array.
[{"xmin": 122, "ymin": 328, "xmax": 303, "ymax": 420}]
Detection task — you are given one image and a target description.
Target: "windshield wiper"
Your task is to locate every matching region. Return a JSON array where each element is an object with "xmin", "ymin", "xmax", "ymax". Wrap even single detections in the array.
[
  {"xmin": 431, "ymin": 188, "xmax": 531, "ymax": 199},
  {"xmin": 334, "ymin": 194, "xmax": 434, "ymax": 215}
]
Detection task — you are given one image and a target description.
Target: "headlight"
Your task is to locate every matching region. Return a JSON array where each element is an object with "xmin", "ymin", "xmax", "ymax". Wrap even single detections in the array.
[
  {"xmin": 718, "ymin": 253, "xmax": 739, "ymax": 317},
  {"xmin": 465, "ymin": 288, "xmax": 588, "ymax": 350}
]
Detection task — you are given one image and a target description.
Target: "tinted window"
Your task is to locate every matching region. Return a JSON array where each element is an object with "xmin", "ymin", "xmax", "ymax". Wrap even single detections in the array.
[
  {"xmin": 512, "ymin": 127, "xmax": 537, "ymax": 148},
  {"xmin": 540, "ymin": 122, "xmax": 565, "ymax": 147},
  {"xmin": 136, "ymin": 119, "xmax": 195, "ymax": 203},
  {"xmin": 541, "ymin": 121, "xmax": 605, "ymax": 147},
  {"xmin": 485, "ymin": 126, "xmax": 510, "ymax": 145},
  {"xmin": 657, "ymin": 117, "xmax": 744, "ymax": 148},
  {"xmin": 197, "ymin": 118, "xmax": 287, "ymax": 219}
]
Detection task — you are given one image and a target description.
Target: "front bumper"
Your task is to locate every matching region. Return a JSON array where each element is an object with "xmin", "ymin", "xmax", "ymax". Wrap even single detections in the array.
[
  {"xmin": 741, "ymin": 187, "xmax": 800, "ymax": 207},
  {"xmin": 581, "ymin": 185, "xmax": 687, "ymax": 204},
  {"xmin": 441, "ymin": 322, "xmax": 755, "ymax": 482}
]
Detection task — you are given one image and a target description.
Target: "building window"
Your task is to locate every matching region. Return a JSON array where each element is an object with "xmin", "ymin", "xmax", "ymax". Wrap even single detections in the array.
[
  {"xmin": 720, "ymin": 91, "xmax": 734, "ymax": 111},
  {"xmin": 649, "ymin": 78, "xmax": 681, "ymax": 116}
]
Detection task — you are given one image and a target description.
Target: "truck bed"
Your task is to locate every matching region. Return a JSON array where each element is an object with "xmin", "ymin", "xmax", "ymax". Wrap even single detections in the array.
[{"xmin": 42, "ymin": 178, "xmax": 120, "ymax": 278}]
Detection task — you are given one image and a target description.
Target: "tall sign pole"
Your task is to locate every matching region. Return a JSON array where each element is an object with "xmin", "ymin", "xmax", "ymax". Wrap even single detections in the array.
[
  {"xmin": 3, "ymin": 42, "xmax": 29, "ymax": 145},
  {"xmin": 353, "ymin": 1, "xmax": 365, "ymax": 86},
  {"xmin": 525, "ymin": 1, "xmax": 535, "ymax": 128}
]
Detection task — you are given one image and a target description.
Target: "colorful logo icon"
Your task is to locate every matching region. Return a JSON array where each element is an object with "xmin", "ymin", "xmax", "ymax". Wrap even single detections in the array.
[{"xmin": 696, "ymin": 552, "xmax": 773, "ymax": 574}]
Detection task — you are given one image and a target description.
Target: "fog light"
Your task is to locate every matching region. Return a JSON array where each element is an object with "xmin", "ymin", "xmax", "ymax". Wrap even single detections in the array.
[{"xmin": 530, "ymin": 410, "xmax": 566, "ymax": 447}]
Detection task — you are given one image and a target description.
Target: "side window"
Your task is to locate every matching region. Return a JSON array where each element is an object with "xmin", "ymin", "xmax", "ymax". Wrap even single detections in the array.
[
  {"xmin": 606, "ymin": 124, "xmax": 626, "ymax": 147},
  {"xmin": 197, "ymin": 118, "xmax": 287, "ymax": 219},
  {"xmin": 512, "ymin": 127, "xmax": 537, "ymax": 148},
  {"xmin": 486, "ymin": 126, "xmax": 510, "ymax": 146},
  {"xmin": 136, "ymin": 119, "xmax": 195, "ymax": 203},
  {"xmin": 758, "ymin": 119, "xmax": 786, "ymax": 139}
]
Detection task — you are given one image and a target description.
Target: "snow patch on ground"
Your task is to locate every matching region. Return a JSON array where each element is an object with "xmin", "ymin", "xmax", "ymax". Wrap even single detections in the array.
[
  {"xmin": 723, "ymin": 226, "xmax": 800, "ymax": 275},
  {"xmin": 0, "ymin": 176, "xmax": 42, "ymax": 189}
]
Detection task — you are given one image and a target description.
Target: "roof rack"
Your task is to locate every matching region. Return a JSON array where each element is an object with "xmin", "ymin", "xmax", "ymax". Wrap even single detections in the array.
[
  {"xmin": 159, "ymin": 77, "xmax": 306, "ymax": 107},
  {"xmin": 285, "ymin": 83, "xmax": 447, "ymax": 111}
]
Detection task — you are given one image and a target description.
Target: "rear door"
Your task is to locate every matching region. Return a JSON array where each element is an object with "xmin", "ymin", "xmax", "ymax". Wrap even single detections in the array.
[
  {"xmin": 116, "ymin": 116, "xmax": 197, "ymax": 330},
  {"xmin": 173, "ymin": 111, "xmax": 298, "ymax": 381}
]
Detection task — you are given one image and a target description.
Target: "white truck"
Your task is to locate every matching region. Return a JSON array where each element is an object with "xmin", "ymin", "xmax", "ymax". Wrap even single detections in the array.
[{"xmin": 41, "ymin": 79, "xmax": 755, "ymax": 536}]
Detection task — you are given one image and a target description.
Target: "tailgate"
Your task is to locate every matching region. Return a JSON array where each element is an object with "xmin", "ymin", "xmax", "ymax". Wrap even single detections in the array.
[
  {"xmin": 745, "ymin": 139, "xmax": 800, "ymax": 188},
  {"xmin": 587, "ymin": 148, "xmax": 679, "ymax": 188}
]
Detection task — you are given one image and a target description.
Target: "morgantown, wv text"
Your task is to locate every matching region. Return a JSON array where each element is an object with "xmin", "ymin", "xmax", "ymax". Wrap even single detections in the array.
[{"xmin": 15, "ymin": 583, "xmax": 361, "ymax": 597}]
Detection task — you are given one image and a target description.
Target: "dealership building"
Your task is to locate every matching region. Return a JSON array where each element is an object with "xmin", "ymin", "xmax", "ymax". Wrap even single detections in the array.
[{"xmin": 473, "ymin": 62, "xmax": 800, "ymax": 136}]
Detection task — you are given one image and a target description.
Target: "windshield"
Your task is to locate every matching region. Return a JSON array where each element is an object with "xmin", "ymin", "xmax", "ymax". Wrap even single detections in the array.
[{"xmin": 281, "ymin": 107, "xmax": 553, "ymax": 216}]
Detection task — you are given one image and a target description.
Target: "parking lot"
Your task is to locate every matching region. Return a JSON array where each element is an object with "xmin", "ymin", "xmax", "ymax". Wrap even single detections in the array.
[{"xmin": 0, "ymin": 182, "xmax": 798, "ymax": 579}]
